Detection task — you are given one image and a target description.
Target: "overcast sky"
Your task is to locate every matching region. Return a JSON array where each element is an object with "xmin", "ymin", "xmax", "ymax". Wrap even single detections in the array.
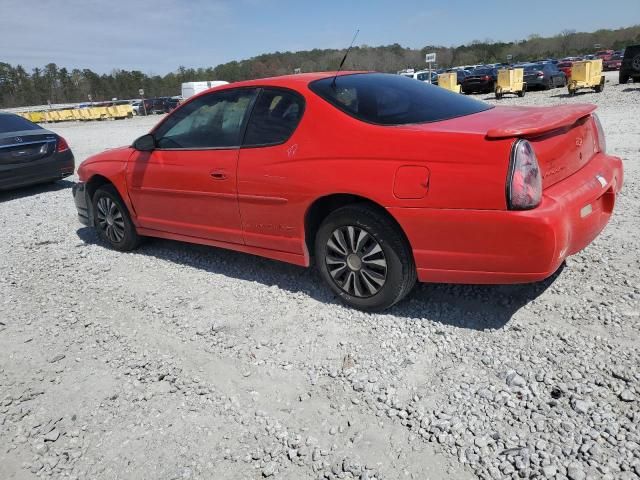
[{"xmin": 1, "ymin": 0, "xmax": 639, "ymax": 74}]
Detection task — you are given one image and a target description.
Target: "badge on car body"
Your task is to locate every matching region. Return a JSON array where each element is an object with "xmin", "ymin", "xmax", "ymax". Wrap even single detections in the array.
[{"xmin": 14, "ymin": 136, "xmax": 23, "ymax": 143}]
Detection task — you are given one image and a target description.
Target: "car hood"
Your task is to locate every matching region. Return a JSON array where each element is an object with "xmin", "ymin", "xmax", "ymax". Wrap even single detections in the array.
[{"xmin": 83, "ymin": 145, "xmax": 133, "ymax": 165}]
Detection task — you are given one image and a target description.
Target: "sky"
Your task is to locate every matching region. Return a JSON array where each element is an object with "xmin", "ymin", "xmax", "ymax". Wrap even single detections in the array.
[{"xmin": 1, "ymin": 0, "xmax": 639, "ymax": 74}]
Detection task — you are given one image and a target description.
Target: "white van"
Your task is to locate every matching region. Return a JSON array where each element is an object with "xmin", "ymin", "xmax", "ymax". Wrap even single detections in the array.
[{"xmin": 181, "ymin": 81, "xmax": 229, "ymax": 99}]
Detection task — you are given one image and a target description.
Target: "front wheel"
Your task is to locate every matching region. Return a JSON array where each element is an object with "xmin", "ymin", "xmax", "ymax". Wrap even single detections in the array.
[
  {"xmin": 92, "ymin": 185, "xmax": 141, "ymax": 251},
  {"xmin": 315, "ymin": 204, "xmax": 416, "ymax": 311}
]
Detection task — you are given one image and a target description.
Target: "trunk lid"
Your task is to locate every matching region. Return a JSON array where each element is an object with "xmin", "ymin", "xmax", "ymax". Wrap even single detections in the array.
[
  {"xmin": 0, "ymin": 130, "xmax": 58, "ymax": 165},
  {"xmin": 484, "ymin": 104, "xmax": 598, "ymax": 188},
  {"xmin": 410, "ymin": 104, "xmax": 600, "ymax": 189}
]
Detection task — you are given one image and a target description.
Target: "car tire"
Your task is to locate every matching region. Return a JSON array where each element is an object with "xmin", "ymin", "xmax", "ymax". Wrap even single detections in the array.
[
  {"xmin": 594, "ymin": 77, "xmax": 605, "ymax": 93},
  {"xmin": 545, "ymin": 78, "xmax": 553, "ymax": 90},
  {"xmin": 92, "ymin": 185, "xmax": 141, "ymax": 251},
  {"xmin": 315, "ymin": 204, "xmax": 416, "ymax": 311}
]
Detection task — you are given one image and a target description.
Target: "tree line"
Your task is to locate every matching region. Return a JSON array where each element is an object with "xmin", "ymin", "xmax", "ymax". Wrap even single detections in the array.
[{"xmin": 1, "ymin": 24, "xmax": 638, "ymax": 108}]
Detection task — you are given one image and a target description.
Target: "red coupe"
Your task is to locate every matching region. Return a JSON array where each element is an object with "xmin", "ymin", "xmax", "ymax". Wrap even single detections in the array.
[{"xmin": 72, "ymin": 72, "xmax": 623, "ymax": 310}]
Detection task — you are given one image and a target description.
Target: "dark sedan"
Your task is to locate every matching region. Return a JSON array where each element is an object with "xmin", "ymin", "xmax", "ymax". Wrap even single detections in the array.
[
  {"xmin": 523, "ymin": 63, "xmax": 566, "ymax": 90},
  {"xmin": 461, "ymin": 67, "xmax": 497, "ymax": 94},
  {"xmin": 0, "ymin": 112, "xmax": 74, "ymax": 191}
]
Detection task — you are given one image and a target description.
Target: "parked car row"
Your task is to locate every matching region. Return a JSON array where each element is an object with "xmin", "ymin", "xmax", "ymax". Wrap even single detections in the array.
[
  {"xmin": 398, "ymin": 44, "xmax": 640, "ymax": 95},
  {"xmin": 131, "ymin": 97, "xmax": 181, "ymax": 116}
]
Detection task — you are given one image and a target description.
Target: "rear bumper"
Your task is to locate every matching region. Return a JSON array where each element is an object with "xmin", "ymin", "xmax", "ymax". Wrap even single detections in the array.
[
  {"xmin": 390, "ymin": 153, "xmax": 623, "ymax": 284},
  {"xmin": 462, "ymin": 82, "xmax": 492, "ymax": 92},
  {"xmin": 72, "ymin": 181, "xmax": 92, "ymax": 226},
  {"xmin": 0, "ymin": 150, "xmax": 74, "ymax": 191},
  {"xmin": 524, "ymin": 77, "xmax": 546, "ymax": 87}
]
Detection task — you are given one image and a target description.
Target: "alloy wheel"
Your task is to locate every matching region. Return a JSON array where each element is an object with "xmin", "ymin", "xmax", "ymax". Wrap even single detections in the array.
[
  {"xmin": 96, "ymin": 196, "xmax": 125, "ymax": 243},
  {"xmin": 325, "ymin": 226, "xmax": 387, "ymax": 298}
]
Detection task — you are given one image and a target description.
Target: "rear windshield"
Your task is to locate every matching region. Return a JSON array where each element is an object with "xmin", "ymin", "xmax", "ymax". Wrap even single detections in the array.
[
  {"xmin": 470, "ymin": 68, "xmax": 495, "ymax": 76},
  {"xmin": 524, "ymin": 64, "xmax": 543, "ymax": 72},
  {"xmin": 0, "ymin": 114, "xmax": 42, "ymax": 134},
  {"xmin": 309, "ymin": 73, "xmax": 492, "ymax": 126}
]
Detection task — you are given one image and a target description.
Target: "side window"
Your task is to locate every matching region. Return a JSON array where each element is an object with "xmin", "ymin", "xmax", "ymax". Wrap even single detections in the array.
[
  {"xmin": 243, "ymin": 89, "xmax": 304, "ymax": 147},
  {"xmin": 155, "ymin": 89, "xmax": 256, "ymax": 149}
]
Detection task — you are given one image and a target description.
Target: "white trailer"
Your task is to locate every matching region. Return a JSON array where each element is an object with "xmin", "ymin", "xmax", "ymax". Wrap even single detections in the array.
[{"xmin": 181, "ymin": 81, "xmax": 229, "ymax": 99}]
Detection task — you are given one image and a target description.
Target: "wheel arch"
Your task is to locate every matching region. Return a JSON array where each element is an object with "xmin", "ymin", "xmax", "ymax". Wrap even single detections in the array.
[
  {"xmin": 85, "ymin": 174, "xmax": 113, "ymax": 200},
  {"xmin": 303, "ymin": 193, "xmax": 413, "ymax": 263}
]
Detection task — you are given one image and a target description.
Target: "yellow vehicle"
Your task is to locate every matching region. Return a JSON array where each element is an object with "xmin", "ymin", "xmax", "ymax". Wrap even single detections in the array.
[
  {"xmin": 568, "ymin": 59, "xmax": 605, "ymax": 95},
  {"xmin": 437, "ymin": 72, "xmax": 461, "ymax": 93},
  {"xmin": 495, "ymin": 68, "xmax": 526, "ymax": 99}
]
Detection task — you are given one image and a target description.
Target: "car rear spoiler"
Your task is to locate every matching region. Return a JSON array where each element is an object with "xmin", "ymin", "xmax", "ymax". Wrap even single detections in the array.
[{"xmin": 485, "ymin": 104, "xmax": 597, "ymax": 139}]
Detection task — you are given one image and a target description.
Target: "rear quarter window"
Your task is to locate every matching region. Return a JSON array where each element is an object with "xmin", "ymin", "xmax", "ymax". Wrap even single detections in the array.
[{"xmin": 309, "ymin": 73, "xmax": 492, "ymax": 126}]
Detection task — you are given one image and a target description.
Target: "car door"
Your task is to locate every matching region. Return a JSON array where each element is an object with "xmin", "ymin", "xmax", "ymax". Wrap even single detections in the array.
[
  {"xmin": 237, "ymin": 88, "xmax": 306, "ymax": 254},
  {"xmin": 126, "ymin": 88, "xmax": 258, "ymax": 244}
]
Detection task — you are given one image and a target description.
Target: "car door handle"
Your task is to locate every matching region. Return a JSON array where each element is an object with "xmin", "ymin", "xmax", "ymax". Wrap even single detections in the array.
[{"xmin": 210, "ymin": 171, "xmax": 227, "ymax": 180}]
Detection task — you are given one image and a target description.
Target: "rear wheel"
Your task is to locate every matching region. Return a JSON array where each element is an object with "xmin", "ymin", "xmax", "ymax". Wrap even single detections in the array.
[
  {"xmin": 619, "ymin": 72, "xmax": 629, "ymax": 84},
  {"xmin": 92, "ymin": 185, "xmax": 141, "ymax": 251},
  {"xmin": 315, "ymin": 204, "xmax": 416, "ymax": 311},
  {"xmin": 594, "ymin": 77, "xmax": 605, "ymax": 93}
]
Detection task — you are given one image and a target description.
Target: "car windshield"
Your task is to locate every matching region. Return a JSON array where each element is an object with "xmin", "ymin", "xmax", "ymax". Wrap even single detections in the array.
[
  {"xmin": 309, "ymin": 73, "xmax": 492, "ymax": 126},
  {"xmin": 558, "ymin": 62, "xmax": 572, "ymax": 67},
  {"xmin": 0, "ymin": 113, "xmax": 43, "ymax": 133}
]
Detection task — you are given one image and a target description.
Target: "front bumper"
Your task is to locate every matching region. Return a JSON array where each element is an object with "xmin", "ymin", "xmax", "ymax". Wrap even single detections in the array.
[
  {"xmin": 72, "ymin": 181, "xmax": 92, "ymax": 226},
  {"xmin": 389, "ymin": 153, "xmax": 623, "ymax": 284}
]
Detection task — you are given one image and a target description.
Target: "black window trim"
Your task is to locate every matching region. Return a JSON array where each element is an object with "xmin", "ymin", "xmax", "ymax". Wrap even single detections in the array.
[
  {"xmin": 240, "ymin": 86, "xmax": 306, "ymax": 149},
  {"xmin": 308, "ymin": 72, "xmax": 493, "ymax": 127},
  {"xmin": 151, "ymin": 87, "xmax": 259, "ymax": 152}
]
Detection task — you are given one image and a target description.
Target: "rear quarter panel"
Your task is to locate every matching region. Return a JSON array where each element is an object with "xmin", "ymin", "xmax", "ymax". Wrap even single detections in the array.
[{"xmin": 238, "ymin": 89, "xmax": 512, "ymax": 257}]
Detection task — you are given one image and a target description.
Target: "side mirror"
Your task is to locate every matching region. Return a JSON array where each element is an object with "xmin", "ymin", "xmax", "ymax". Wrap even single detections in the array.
[{"xmin": 133, "ymin": 133, "xmax": 156, "ymax": 151}]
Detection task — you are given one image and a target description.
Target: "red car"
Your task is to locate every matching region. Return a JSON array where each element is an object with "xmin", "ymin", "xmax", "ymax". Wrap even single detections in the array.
[
  {"xmin": 595, "ymin": 50, "xmax": 614, "ymax": 61},
  {"xmin": 603, "ymin": 54, "xmax": 623, "ymax": 71},
  {"xmin": 557, "ymin": 61, "xmax": 573, "ymax": 78},
  {"xmin": 72, "ymin": 72, "xmax": 623, "ymax": 311}
]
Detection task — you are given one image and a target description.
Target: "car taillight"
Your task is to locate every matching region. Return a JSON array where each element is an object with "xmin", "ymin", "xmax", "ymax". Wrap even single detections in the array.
[
  {"xmin": 483, "ymin": 75, "xmax": 490, "ymax": 80},
  {"xmin": 593, "ymin": 113, "xmax": 606, "ymax": 154},
  {"xmin": 56, "ymin": 136, "xmax": 70, "ymax": 152},
  {"xmin": 507, "ymin": 139, "xmax": 542, "ymax": 210},
  {"xmin": 536, "ymin": 71, "xmax": 544, "ymax": 77}
]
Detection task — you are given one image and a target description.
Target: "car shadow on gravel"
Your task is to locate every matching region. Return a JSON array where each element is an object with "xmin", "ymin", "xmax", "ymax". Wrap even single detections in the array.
[
  {"xmin": 76, "ymin": 227, "xmax": 562, "ymax": 331},
  {"xmin": 0, "ymin": 179, "xmax": 73, "ymax": 203},
  {"xmin": 550, "ymin": 91, "xmax": 599, "ymax": 99},
  {"xmin": 393, "ymin": 267, "xmax": 563, "ymax": 330}
]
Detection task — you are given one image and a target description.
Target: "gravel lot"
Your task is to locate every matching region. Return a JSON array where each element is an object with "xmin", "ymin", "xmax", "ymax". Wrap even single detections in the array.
[{"xmin": 1, "ymin": 71, "xmax": 639, "ymax": 480}]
